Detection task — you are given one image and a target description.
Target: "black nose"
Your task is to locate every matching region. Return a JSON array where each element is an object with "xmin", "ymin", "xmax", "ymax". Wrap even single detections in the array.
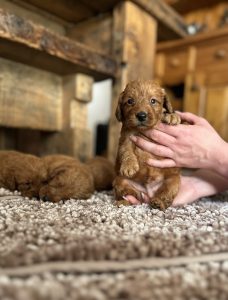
[
  {"xmin": 42, "ymin": 195, "xmax": 50, "ymax": 202},
  {"xmin": 136, "ymin": 111, "xmax": 147, "ymax": 122}
]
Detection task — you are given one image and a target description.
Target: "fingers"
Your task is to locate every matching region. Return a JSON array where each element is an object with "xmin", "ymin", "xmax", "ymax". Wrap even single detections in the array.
[
  {"xmin": 147, "ymin": 158, "xmax": 177, "ymax": 168},
  {"xmin": 124, "ymin": 195, "xmax": 141, "ymax": 205},
  {"xmin": 176, "ymin": 111, "xmax": 210, "ymax": 127},
  {"xmin": 142, "ymin": 128, "xmax": 176, "ymax": 146},
  {"xmin": 176, "ymin": 111, "xmax": 199, "ymax": 124},
  {"xmin": 153, "ymin": 122, "xmax": 181, "ymax": 137},
  {"xmin": 154, "ymin": 112, "xmax": 209, "ymax": 136},
  {"xmin": 130, "ymin": 136, "xmax": 174, "ymax": 158},
  {"xmin": 124, "ymin": 193, "xmax": 150, "ymax": 205}
]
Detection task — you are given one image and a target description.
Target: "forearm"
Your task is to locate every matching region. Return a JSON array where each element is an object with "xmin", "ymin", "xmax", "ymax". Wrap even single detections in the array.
[
  {"xmin": 210, "ymin": 141, "xmax": 228, "ymax": 180},
  {"xmin": 193, "ymin": 169, "xmax": 228, "ymax": 196}
]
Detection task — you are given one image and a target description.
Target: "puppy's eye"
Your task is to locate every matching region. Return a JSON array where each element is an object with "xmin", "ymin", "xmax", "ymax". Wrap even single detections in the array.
[
  {"xmin": 127, "ymin": 98, "xmax": 135, "ymax": 105},
  {"xmin": 150, "ymin": 98, "xmax": 157, "ymax": 105}
]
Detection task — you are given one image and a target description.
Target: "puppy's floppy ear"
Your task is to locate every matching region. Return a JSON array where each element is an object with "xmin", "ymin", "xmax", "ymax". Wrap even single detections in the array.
[
  {"xmin": 115, "ymin": 92, "xmax": 124, "ymax": 122},
  {"xmin": 162, "ymin": 88, "xmax": 174, "ymax": 114},
  {"xmin": 49, "ymin": 166, "xmax": 67, "ymax": 180}
]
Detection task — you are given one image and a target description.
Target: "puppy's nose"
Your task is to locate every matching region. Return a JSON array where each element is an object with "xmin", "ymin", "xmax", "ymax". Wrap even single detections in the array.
[
  {"xmin": 42, "ymin": 195, "xmax": 50, "ymax": 202},
  {"xmin": 136, "ymin": 111, "xmax": 147, "ymax": 122}
]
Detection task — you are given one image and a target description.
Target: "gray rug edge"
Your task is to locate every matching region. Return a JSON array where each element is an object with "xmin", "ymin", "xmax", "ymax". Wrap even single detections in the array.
[{"xmin": 1, "ymin": 252, "xmax": 228, "ymax": 277}]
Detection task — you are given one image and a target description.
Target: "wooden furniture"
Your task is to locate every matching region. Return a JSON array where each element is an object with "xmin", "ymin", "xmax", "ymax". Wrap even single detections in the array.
[
  {"xmin": 0, "ymin": 0, "xmax": 187, "ymax": 160},
  {"xmin": 156, "ymin": 27, "xmax": 228, "ymax": 141}
]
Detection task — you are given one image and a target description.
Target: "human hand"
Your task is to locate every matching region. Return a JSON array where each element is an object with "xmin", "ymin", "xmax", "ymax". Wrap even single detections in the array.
[{"xmin": 130, "ymin": 112, "xmax": 228, "ymax": 174}]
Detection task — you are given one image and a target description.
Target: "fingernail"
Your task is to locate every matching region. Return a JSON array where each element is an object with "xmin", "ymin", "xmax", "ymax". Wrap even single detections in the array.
[{"xmin": 130, "ymin": 135, "xmax": 137, "ymax": 142}]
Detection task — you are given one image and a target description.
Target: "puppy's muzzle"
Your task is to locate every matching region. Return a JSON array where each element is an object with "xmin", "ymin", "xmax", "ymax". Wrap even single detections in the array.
[{"xmin": 136, "ymin": 111, "xmax": 147, "ymax": 122}]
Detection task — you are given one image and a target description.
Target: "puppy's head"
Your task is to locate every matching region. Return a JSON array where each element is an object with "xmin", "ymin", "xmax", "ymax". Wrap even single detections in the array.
[
  {"xmin": 39, "ymin": 156, "xmax": 94, "ymax": 203},
  {"xmin": 115, "ymin": 80, "xmax": 173, "ymax": 130},
  {"xmin": 39, "ymin": 166, "xmax": 67, "ymax": 203}
]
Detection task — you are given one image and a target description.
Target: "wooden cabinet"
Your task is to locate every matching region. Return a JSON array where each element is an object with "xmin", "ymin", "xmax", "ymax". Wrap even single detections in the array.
[{"xmin": 156, "ymin": 27, "xmax": 228, "ymax": 141}]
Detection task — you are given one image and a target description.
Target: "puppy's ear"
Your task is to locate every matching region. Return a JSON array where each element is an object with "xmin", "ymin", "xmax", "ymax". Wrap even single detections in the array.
[
  {"xmin": 161, "ymin": 88, "xmax": 181, "ymax": 125},
  {"xmin": 49, "ymin": 166, "xmax": 67, "ymax": 180},
  {"xmin": 162, "ymin": 88, "xmax": 174, "ymax": 114},
  {"xmin": 115, "ymin": 92, "xmax": 124, "ymax": 122}
]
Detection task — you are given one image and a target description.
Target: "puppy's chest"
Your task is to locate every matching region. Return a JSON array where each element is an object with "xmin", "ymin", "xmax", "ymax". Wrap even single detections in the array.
[{"xmin": 134, "ymin": 146, "xmax": 163, "ymax": 182}]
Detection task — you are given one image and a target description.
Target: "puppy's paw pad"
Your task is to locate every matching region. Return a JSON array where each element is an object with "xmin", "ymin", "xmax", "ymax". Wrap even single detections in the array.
[
  {"xmin": 120, "ymin": 163, "xmax": 139, "ymax": 177},
  {"xmin": 162, "ymin": 113, "xmax": 181, "ymax": 125}
]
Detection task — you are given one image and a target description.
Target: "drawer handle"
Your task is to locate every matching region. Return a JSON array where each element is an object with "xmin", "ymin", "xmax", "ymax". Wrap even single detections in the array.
[
  {"xmin": 214, "ymin": 49, "xmax": 227, "ymax": 59},
  {"xmin": 169, "ymin": 58, "xmax": 180, "ymax": 67}
]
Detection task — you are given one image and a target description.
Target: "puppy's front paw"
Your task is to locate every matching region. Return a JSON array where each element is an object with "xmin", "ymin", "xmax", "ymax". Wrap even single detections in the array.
[
  {"xmin": 162, "ymin": 113, "xmax": 181, "ymax": 125},
  {"xmin": 120, "ymin": 161, "xmax": 139, "ymax": 178},
  {"xmin": 150, "ymin": 196, "xmax": 172, "ymax": 210}
]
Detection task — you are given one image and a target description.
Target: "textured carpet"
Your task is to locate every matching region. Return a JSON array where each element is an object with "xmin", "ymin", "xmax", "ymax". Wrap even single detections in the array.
[{"xmin": 0, "ymin": 187, "xmax": 228, "ymax": 299}]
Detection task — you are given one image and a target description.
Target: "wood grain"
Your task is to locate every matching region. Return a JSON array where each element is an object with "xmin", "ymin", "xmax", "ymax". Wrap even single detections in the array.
[
  {"xmin": 67, "ymin": 14, "xmax": 113, "ymax": 55},
  {"xmin": 0, "ymin": 8, "xmax": 116, "ymax": 80},
  {"xmin": 0, "ymin": 57, "xmax": 62, "ymax": 131}
]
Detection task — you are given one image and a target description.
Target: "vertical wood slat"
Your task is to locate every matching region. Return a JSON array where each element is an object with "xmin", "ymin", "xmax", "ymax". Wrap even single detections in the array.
[
  {"xmin": 205, "ymin": 87, "xmax": 228, "ymax": 141},
  {"xmin": 42, "ymin": 73, "xmax": 93, "ymax": 159}
]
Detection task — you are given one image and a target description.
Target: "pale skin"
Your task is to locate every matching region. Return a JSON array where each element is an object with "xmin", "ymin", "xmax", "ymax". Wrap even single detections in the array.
[{"xmin": 125, "ymin": 112, "xmax": 228, "ymax": 206}]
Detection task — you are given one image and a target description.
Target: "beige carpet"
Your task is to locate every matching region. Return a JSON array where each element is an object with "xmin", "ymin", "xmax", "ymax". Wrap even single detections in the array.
[{"xmin": 0, "ymin": 187, "xmax": 228, "ymax": 299}]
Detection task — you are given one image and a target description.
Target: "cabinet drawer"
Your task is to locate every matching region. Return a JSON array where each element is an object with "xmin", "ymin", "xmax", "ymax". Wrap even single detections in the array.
[
  {"xmin": 196, "ymin": 41, "xmax": 228, "ymax": 70},
  {"xmin": 163, "ymin": 51, "xmax": 188, "ymax": 85}
]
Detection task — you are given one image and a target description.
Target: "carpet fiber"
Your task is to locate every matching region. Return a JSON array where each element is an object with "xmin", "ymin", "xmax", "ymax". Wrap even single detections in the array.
[{"xmin": 0, "ymin": 187, "xmax": 228, "ymax": 299}]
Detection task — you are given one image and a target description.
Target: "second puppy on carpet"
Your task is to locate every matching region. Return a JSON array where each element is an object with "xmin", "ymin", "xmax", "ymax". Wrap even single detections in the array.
[{"xmin": 39, "ymin": 155, "xmax": 115, "ymax": 202}]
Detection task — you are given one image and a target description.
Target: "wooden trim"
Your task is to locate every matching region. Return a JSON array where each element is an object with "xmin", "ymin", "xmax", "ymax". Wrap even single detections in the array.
[
  {"xmin": 131, "ymin": 0, "xmax": 187, "ymax": 39},
  {"xmin": 0, "ymin": 8, "xmax": 117, "ymax": 80},
  {"xmin": 164, "ymin": 0, "xmax": 226, "ymax": 14},
  {"xmin": 157, "ymin": 27, "xmax": 228, "ymax": 52}
]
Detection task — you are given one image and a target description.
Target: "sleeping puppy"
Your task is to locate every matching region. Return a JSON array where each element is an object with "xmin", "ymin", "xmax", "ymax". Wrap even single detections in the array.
[
  {"xmin": 113, "ymin": 80, "xmax": 181, "ymax": 210},
  {"xmin": 0, "ymin": 150, "xmax": 47, "ymax": 198},
  {"xmin": 39, "ymin": 154, "xmax": 94, "ymax": 203},
  {"xmin": 85, "ymin": 156, "xmax": 115, "ymax": 191}
]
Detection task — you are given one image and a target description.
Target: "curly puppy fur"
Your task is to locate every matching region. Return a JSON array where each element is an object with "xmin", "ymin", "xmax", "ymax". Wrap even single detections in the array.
[
  {"xmin": 113, "ymin": 80, "xmax": 181, "ymax": 210},
  {"xmin": 0, "ymin": 150, "xmax": 47, "ymax": 198},
  {"xmin": 85, "ymin": 156, "xmax": 115, "ymax": 191},
  {"xmin": 39, "ymin": 154, "xmax": 94, "ymax": 203}
]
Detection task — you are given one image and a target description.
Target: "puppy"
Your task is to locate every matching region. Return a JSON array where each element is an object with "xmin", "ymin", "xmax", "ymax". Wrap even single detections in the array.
[
  {"xmin": 85, "ymin": 156, "xmax": 115, "ymax": 191},
  {"xmin": 0, "ymin": 150, "xmax": 47, "ymax": 198},
  {"xmin": 113, "ymin": 80, "xmax": 181, "ymax": 210},
  {"xmin": 39, "ymin": 154, "xmax": 94, "ymax": 203}
]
